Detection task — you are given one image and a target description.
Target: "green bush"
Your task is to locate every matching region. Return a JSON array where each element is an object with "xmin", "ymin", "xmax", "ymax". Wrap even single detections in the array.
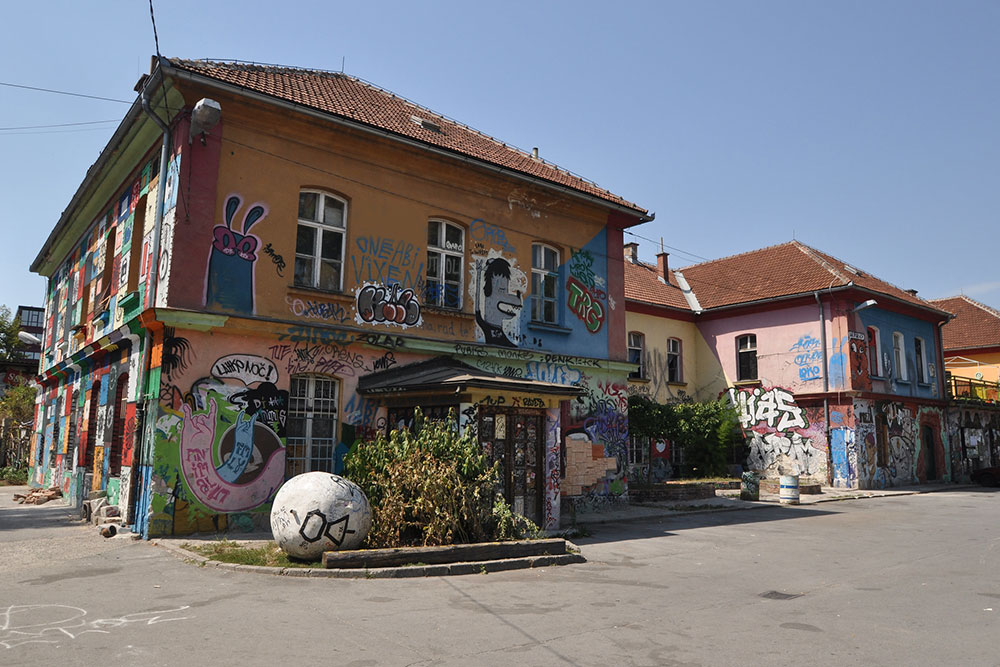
[
  {"xmin": 345, "ymin": 408, "xmax": 538, "ymax": 548},
  {"xmin": 0, "ymin": 465, "xmax": 28, "ymax": 485},
  {"xmin": 629, "ymin": 395, "xmax": 740, "ymax": 478}
]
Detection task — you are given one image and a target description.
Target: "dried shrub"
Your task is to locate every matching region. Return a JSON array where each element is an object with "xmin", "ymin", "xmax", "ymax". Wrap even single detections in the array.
[{"xmin": 346, "ymin": 408, "xmax": 521, "ymax": 548}]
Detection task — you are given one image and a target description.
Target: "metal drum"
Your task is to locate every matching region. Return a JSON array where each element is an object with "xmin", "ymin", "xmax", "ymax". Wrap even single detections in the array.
[{"xmin": 779, "ymin": 475, "xmax": 800, "ymax": 504}]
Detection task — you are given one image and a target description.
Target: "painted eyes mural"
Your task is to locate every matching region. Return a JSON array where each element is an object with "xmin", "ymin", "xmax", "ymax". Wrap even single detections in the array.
[
  {"xmin": 205, "ymin": 195, "xmax": 268, "ymax": 314},
  {"xmin": 471, "ymin": 250, "xmax": 526, "ymax": 347}
]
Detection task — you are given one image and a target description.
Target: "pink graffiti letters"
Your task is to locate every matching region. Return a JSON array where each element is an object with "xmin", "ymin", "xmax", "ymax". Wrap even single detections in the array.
[{"xmin": 179, "ymin": 399, "xmax": 285, "ymax": 512}]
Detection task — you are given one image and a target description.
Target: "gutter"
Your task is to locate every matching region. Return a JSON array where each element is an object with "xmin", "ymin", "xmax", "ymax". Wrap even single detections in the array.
[
  {"xmin": 161, "ymin": 60, "xmax": 654, "ymax": 224},
  {"xmin": 696, "ymin": 284, "xmax": 952, "ymax": 320}
]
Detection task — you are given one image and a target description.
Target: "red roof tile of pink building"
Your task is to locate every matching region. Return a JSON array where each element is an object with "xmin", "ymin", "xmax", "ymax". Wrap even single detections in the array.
[{"xmin": 677, "ymin": 241, "xmax": 946, "ymax": 312}]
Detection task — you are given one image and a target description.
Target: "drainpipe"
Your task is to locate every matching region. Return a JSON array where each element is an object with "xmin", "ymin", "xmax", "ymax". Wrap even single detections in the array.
[
  {"xmin": 937, "ymin": 317, "xmax": 953, "ymax": 480},
  {"xmin": 129, "ymin": 61, "xmax": 172, "ymax": 528},
  {"xmin": 815, "ymin": 292, "xmax": 832, "ymax": 485}
]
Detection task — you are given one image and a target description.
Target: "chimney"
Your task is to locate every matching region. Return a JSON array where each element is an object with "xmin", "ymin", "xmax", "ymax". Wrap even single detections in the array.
[
  {"xmin": 531, "ymin": 147, "xmax": 539, "ymax": 159},
  {"xmin": 656, "ymin": 251, "xmax": 670, "ymax": 285},
  {"xmin": 624, "ymin": 242, "xmax": 639, "ymax": 264},
  {"xmin": 906, "ymin": 289, "xmax": 918, "ymax": 296}
]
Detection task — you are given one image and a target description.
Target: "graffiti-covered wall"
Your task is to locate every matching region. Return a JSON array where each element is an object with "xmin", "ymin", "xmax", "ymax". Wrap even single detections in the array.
[
  {"xmin": 852, "ymin": 398, "xmax": 948, "ymax": 489},
  {"xmin": 728, "ymin": 385, "xmax": 830, "ymax": 482},
  {"xmin": 946, "ymin": 406, "xmax": 1000, "ymax": 482},
  {"xmin": 162, "ymin": 87, "xmax": 628, "ymax": 366}
]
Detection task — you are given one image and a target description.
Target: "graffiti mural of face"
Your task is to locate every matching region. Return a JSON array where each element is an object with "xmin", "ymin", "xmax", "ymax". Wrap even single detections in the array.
[{"xmin": 477, "ymin": 258, "xmax": 522, "ymax": 346}]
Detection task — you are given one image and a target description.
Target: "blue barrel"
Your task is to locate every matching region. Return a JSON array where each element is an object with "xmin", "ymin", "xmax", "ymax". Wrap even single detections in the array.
[{"xmin": 779, "ymin": 475, "xmax": 800, "ymax": 504}]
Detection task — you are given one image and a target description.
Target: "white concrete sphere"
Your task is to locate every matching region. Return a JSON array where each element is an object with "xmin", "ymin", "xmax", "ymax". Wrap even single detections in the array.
[{"xmin": 270, "ymin": 472, "xmax": 372, "ymax": 560}]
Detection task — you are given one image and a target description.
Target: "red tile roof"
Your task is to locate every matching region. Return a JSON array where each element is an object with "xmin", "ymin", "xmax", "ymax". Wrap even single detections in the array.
[
  {"xmin": 167, "ymin": 59, "xmax": 648, "ymax": 216},
  {"xmin": 929, "ymin": 295, "xmax": 1000, "ymax": 351},
  {"xmin": 675, "ymin": 241, "xmax": 947, "ymax": 313},
  {"xmin": 623, "ymin": 259, "xmax": 692, "ymax": 311}
]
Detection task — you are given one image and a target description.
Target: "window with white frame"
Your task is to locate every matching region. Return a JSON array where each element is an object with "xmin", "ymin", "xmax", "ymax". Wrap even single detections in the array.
[
  {"xmin": 627, "ymin": 332, "xmax": 645, "ymax": 379},
  {"xmin": 295, "ymin": 190, "xmax": 346, "ymax": 291},
  {"xmin": 426, "ymin": 220, "xmax": 464, "ymax": 309},
  {"xmin": 285, "ymin": 375, "xmax": 339, "ymax": 477},
  {"xmin": 893, "ymin": 332, "xmax": 907, "ymax": 380},
  {"xmin": 867, "ymin": 326, "xmax": 882, "ymax": 376},
  {"xmin": 914, "ymin": 336, "xmax": 927, "ymax": 383},
  {"xmin": 737, "ymin": 334, "xmax": 757, "ymax": 381},
  {"xmin": 667, "ymin": 338, "xmax": 682, "ymax": 383},
  {"xmin": 531, "ymin": 243, "xmax": 560, "ymax": 325}
]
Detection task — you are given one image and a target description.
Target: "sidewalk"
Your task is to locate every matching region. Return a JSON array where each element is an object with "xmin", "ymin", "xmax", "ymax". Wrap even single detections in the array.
[{"xmin": 566, "ymin": 482, "xmax": 981, "ymax": 528}]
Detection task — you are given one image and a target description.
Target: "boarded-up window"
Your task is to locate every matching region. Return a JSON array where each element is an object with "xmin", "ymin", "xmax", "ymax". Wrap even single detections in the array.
[{"xmin": 127, "ymin": 195, "xmax": 147, "ymax": 292}]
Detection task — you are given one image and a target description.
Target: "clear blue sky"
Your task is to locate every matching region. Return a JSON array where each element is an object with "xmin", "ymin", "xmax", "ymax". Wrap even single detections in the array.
[{"xmin": 2, "ymin": 0, "xmax": 997, "ymax": 313}]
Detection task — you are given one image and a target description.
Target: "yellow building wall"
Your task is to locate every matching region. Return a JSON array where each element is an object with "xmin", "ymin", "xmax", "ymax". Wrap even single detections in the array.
[
  {"xmin": 945, "ymin": 351, "xmax": 1000, "ymax": 384},
  {"xmin": 625, "ymin": 311, "xmax": 726, "ymax": 403}
]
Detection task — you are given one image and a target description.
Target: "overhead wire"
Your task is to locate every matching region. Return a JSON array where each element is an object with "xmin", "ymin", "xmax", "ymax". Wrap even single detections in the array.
[{"xmin": 0, "ymin": 81, "xmax": 130, "ymax": 104}]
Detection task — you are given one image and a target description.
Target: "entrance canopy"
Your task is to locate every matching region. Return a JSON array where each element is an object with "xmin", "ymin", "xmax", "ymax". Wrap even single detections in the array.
[{"xmin": 357, "ymin": 356, "xmax": 584, "ymax": 400}]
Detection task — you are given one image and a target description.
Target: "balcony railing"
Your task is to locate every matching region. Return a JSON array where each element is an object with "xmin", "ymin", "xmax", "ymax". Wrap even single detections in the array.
[{"xmin": 947, "ymin": 374, "xmax": 1000, "ymax": 404}]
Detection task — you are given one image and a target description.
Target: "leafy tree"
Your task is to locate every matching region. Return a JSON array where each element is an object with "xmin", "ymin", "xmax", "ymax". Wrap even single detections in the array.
[
  {"xmin": 628, "ymin": 395, "xmax": 741, "ymax": 478},
  {"xmin": 0, "ymin": 378, "xmax": 36, "ymax": 423},
  {"xmin": 0, "ymin": 305, "xmax": 25, "ymax": 361}
]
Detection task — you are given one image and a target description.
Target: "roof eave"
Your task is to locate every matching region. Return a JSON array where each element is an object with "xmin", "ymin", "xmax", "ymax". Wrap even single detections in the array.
[
  {"xmin": 162, "ymin": 60, "xmax": 652, "ymax": 222},
  {"xmin": 697, "ymin": 284, "xmax": 952, "ymax": 319}
]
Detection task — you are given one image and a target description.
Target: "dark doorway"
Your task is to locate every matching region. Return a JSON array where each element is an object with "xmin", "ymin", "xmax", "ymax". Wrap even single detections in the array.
[
  {"xmin": 109, "ymin": 373, "xmax": 128, "ymax": 476},
  {"xmin": 922, "ymin": 425, "xmax": 937, "ymax": 481},
  {"xmin": 83, "ymin": 381, "xmax": 101, "ymax": 469},
  {"xmin": 478, "ymin": 408, "xmax": 545, "ymax": 525}
]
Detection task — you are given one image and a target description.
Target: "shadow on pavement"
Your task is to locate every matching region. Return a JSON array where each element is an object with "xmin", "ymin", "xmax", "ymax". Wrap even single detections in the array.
[
  {"xmin": 0, "ymin": 485, "xmax": 80, "ymax": 536},
  {"xmin": 573, "ymin": 504, "xmax": 839, "ymax": 546}
]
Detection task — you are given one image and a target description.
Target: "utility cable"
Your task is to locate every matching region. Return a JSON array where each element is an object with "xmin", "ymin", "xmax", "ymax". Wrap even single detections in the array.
[{"xmin": 0, "ymin": 81, "xmax": 130, "ymax": 104}]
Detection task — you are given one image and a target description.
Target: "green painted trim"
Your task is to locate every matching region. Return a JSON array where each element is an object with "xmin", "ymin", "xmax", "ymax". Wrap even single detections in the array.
[{"xmin": 155, "ymin": 310, "xmax": 230, "ymax": 331}]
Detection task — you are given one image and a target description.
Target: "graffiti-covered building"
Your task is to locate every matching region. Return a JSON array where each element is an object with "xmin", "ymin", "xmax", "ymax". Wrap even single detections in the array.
[
  {"xmin": 28, "ymin": 57, "xmax": 650, "ymax": 536},
  {"xmin": 929, "ymin": 295, "xmax": 1000, "ymax": 479},
  {"xmin": 625, "ymin": 240, "xmax": 954, "ymax": 489}
]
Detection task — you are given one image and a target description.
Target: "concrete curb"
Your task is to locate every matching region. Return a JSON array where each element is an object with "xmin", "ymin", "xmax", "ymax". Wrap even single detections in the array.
[
  {"xmin": 151, "ymin": 539, "xmax": 586, "ymax": 578},
  {"xmin": 568, "ymin": 483, "xmax": 984, "ymax": 527}
]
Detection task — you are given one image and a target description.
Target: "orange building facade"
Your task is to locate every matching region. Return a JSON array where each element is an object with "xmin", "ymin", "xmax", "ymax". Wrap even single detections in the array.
[{"xmin": 29, "ymin": 59, "xmax": 649, "ymax": 536}]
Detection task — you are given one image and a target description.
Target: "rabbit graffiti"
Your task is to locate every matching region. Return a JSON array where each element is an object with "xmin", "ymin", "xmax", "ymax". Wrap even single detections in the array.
[
  {"xmin": 355, "ymin": 282, "xmax": 422, "ymax": 328},
  {"xmin": 205, "ymin": 194, "xmax": 268, "ymax": 314}
]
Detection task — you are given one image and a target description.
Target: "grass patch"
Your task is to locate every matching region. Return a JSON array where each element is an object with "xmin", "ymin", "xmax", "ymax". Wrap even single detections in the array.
[{"xmin": 184, "ymin": 540, "xmax": 318, "ymax": 568}]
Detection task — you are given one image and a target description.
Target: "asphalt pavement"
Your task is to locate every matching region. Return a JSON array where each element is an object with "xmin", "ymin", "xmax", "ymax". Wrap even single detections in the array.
[{"xmin": 1, "ymin": 483, "xmax": 998, "ymax": 666}]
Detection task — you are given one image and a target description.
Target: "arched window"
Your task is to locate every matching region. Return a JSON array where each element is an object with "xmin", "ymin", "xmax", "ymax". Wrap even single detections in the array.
[
  {"xmin": 426, "ymin": 220, "xmax": 464, "ymax": 309},
  {"xmin": 286, "ymin": 375, "xmax": 339, "ymax": 477},
  {"xmin": 109, "ymin": 373, "xmax": 128, "ymax": 476},
  {"xmin": 867, "ymin": 327, "xmax": 882, "ymax": 376},
  {"xmin": 736, "ymin": 334, "xmax": 757, "ymax": 381},
  {"xmin": 667, "ymin": 338, "xmax": 683, "ymax": 383},
  {"xmin": 531, "ymin": 243, "xmax": 560, "ymax": 324},
  {"xmin": 627, "ymin": 332, "xmax": 645, "ymax": 379},
  {"xmin": 83, "ymin": 380, "xmax": 101, "ymax": 469},
  {"xmin": 893, "ymin": 332, "xmax": 907, "ymax": 381},
  {"xmin": 295, "ymin": 190, "xmax": 347, "ymax": 291}
]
